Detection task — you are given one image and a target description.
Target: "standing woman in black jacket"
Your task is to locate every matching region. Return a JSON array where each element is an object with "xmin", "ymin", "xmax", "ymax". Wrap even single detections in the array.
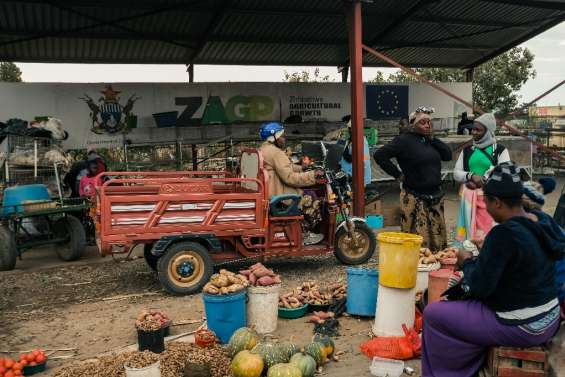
[{"xmin": 374, "ymin": 108, "xmax": 452, "ymax": 251}]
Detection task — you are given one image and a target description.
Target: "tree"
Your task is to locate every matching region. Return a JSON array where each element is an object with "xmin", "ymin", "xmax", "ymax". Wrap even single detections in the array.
[
  {"xmin": 283, "ymin": 68, "xmax": 333, "ymax": 83},
  {"xmin": 368, "ymin": 71, "xmax": 386, "ymax": 83},
  {"xmin": 0, "ymin": 62, "xmax": 22, "ymax": 82},
  {"xmin": 370, "ymin": 47, "xmax": 536, "ymax": 114}
]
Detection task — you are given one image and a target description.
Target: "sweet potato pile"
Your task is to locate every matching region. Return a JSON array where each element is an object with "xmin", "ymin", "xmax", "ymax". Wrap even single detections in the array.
[
  {"xmin": 419, "ymin": 247, "xmax": 458, "ymax": 265},
  {"xmin": 285, "ymin": 281, "xmax": 347, "ymax": 306},
  {"xmin": 135, "ymin": 309, "xmax": 171, "ymax": 332},
  {"xmin": 203, "ymin": 269, "xmax": 249, "ymax": 295},
  {"xmin": 279, "ymin": 290, "xmax": 307, "ymax": 309},
  {"xmin": 307, "ymin": 311, "xmax": 335, "ymax": 324},
  {"xmin": 239, "ymin": 262, "xmax": 282, "ymax": 287}
]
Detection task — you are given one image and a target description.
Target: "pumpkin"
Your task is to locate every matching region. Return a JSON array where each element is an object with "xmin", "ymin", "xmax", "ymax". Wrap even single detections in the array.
[
  {"xmin": 312, "ymin": 334, "xmax": 335, "ymax": 358},
  {"xmin": 266, "ymin": 363, "xmax": 302, "ymax": 377},
  {"xmin": 228, "ymin": 327, "xmax": 260, "ymax": 358},
  {"xmin": 231, "ymin": 350, "xmax": 264, "ymax": 377},
  {"xmin": 289, "ymin": 353, "xmax": 317, "ymax": 377},
  {"xmin": 251, "ymin": 342, "xmax": 287, "ymax": 370},
  {"xmin": 302, "ymin": 342, "xmax": 326, "ymax": 367},
  {"xmin": 277, "ymin": 341, "xmax": 299, "ymax": 362}
]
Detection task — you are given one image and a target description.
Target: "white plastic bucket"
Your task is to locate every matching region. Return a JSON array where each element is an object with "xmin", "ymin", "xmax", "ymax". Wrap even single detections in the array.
[
  {"xmin": 247, "ymin": 284, "xmax": 281, "ymax": 334},
  {"xmin": 373, "ymin": 284, "xmax": 415, "ymax": 336},
  {"xmin": 416, "ymin": 262, "xmax": 441, "ymax": 293},
  {"xmin": 125, "ymin": 360, "xmax": 161, "ymax": 377}
]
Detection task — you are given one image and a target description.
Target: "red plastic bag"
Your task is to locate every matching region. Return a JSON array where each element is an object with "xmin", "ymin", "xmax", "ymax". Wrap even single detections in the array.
[{"xmin": 360, "ymin": 325, "xmax": 421, "ymax": 360}]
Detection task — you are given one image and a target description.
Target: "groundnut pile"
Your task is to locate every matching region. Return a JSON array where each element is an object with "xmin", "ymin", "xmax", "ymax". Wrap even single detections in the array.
[{"xmin": 54, "ymin": 342, "xmax": 232, "ymax": 377}]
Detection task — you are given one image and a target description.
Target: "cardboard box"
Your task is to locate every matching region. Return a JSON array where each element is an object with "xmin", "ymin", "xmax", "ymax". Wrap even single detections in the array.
[{"xmin": 365, "ymin": 199, "xmax": 382, "ymax": 215}]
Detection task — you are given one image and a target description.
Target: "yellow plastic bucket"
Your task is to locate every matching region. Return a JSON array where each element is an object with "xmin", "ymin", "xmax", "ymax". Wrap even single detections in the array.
[{"xmin": 377, "ymin": 232, "xmax": 423, "ymax": 289}]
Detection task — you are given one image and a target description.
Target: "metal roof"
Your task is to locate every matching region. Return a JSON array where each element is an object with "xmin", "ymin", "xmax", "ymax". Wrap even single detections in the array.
[{"xmin": 0, "ymin": 0, "xmax": 563, "ymax": 68}]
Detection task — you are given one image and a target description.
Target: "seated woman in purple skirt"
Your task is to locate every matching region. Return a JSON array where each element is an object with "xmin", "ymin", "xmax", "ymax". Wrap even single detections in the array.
[{"xmin": 422, "ymin": 162, "xmax": 565, "ymax": 377}]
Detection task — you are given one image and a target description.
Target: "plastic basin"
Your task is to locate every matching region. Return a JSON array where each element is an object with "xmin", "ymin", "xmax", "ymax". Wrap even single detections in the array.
[{"xmin": 278, "ymin": 304, "xmax": 308, "ymax": 319}]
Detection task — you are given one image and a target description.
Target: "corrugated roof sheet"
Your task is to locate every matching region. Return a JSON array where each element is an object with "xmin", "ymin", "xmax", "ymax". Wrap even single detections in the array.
[{"xmin": 0, "ymin": 0, "xmax": 563, "ymax": 67}]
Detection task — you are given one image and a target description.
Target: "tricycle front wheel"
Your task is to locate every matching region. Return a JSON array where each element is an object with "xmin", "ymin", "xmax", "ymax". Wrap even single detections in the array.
[
  {"xmin": 334, "ymin": 220, "xmax": 376, "ymax": 265},
  {"xmin": 157, "ymin": 241, "xmax": 213, "ymax": 295},
  {"xmin": 0, "ymin": 225, "xmax": 17, "ymax": 271},
  {"xmin": 52, "ymin": 216, "xmax": 86, "ymax": 261}
]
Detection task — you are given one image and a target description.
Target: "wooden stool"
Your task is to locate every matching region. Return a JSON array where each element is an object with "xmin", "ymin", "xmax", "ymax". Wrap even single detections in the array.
[{"xmin": 479, "ymin": 346, "xmax": 548, "ymax": 377}]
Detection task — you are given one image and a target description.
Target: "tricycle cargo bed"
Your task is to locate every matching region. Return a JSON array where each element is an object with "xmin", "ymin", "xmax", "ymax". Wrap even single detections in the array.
[{"xmin": 96, "ymin": 172, "xmax": 266, "ymax": 255}]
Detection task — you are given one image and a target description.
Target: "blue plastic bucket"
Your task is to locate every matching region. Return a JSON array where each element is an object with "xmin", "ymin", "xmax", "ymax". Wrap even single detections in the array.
[
  {"xmin": 346, "ymin": 267, "xmax": 378, "ymax": 317},
  {"xmin": 202, "ymin": 290, "xmax": 247, "ymax": 343},
  {"xmin": 366, "ymin": 215, "xmax": 384, "ymax": 229}
]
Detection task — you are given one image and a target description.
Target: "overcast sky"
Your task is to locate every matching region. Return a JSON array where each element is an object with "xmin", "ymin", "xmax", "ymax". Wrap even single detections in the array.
[{"xmin": 16, "ymin": 22, "xmax": 564, "ymax": 107}]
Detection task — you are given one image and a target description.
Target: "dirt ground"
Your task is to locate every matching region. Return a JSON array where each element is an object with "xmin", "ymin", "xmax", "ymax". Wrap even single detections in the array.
[{"xmin": 0, "ymin": 178, "xmax": 563, "ymax": 376}]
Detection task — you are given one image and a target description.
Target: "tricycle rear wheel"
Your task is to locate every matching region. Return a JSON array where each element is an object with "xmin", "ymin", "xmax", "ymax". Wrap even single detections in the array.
[
  {"xmin": 0, "ymin": 225, "xmax": 17, "ymax": 271},
  {"xmin": 144, "ymin": 244, "xmax": 158, "ymax": 271},
  {"xmin": 52, "ymin": 216, "xmax": 86, "ymax": 261},
  {"xmin": 157, "ymin": 241, "xmax": 213, "ymax": 295},
  {"xmin": 334, "ymin": 220, "xmax": 376, "ymax": 265}
]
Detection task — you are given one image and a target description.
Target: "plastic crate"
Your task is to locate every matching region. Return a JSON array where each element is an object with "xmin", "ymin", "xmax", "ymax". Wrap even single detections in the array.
[{"xmin": 480, "ymin": 346, "xmax": 548, "ymax": 377}]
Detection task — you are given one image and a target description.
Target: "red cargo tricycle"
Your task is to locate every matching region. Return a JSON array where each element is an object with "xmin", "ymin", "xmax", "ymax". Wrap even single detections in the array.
[{"xmin": 95, "ymin": 144, "xmax": 376, "ymax": 294}]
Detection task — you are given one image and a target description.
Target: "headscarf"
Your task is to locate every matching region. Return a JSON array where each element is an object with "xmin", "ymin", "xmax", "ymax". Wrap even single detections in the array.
[
  {"xmin": 473, "ymin": 113, "xmax": 497, "ymax": 149},
  {"xmin": 408, "ymin": 112, "xmax": 431, "ymax": 126}
]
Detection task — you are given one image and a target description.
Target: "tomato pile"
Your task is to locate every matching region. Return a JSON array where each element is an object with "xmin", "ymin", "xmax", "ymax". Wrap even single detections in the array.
[{"xmin": 0, "ymin": 350, "xmax": 47, "ymax": 377}]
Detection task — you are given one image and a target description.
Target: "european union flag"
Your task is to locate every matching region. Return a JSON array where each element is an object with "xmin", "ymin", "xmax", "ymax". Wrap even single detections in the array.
[{"xmin": 366, "ymin": 85, "xmax": 409, "ymax": 120}]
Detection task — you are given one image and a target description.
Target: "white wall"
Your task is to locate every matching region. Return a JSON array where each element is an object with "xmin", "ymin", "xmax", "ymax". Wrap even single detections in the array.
[{"xmin": 0, "ymin": 82, "xmax": 471, "ymax": 149}]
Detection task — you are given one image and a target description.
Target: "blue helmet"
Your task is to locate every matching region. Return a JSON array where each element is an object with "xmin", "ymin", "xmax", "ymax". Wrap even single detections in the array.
[{"xmin": 259, "ymin": 122, "xmax": 284, "ymax": 141}]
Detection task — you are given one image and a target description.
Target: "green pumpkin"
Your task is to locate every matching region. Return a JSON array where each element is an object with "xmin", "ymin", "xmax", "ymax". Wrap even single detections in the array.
[
  {"xmin": 228, "ymin": 327, "xmax": 260, "ymax": 358},
  {"xmin": 251, "ymin": 342, "xmax": 288, "ymax": 370},
  {"xmin": 266, "ymin": 363, "xmax": 302, "ymax": 377},
  {"xmin": 289, "ymin": 353, "xmax": 317, "ymax": 377},
  {"xmin": 302, "ymin": 342, "xmax": 326, "ymax": 367},
  {"xmin": 312, "ymin": 334, "xmax": 335, "ymax": 358},
  {"xmin": 231, "ymin": 350, "xmax": 264, "ymax": 377},
  {"xmin": 277, "ymin": 341, "xmax": 299, "ymax": 362}
]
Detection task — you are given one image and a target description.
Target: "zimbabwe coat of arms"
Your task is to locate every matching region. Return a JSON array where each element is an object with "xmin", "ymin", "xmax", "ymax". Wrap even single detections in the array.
[{"xmin": 80, "ymin": 85, "xmax": 140, "ymax": 134}]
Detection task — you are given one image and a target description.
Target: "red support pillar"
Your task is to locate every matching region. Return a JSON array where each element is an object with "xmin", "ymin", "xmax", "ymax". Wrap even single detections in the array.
[{"xmin": 348, "ymin": 0, "xmax": 365, "ymax": 217}]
